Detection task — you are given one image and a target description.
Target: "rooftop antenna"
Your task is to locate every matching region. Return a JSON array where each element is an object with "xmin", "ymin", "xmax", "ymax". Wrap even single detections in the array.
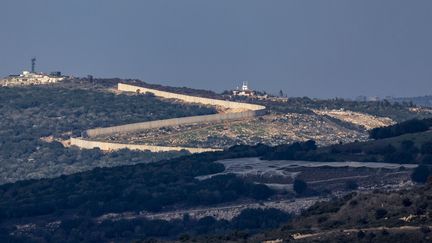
[{"xmin": 31, "ymin": 57, "xmax": 36, "ymax": 73}]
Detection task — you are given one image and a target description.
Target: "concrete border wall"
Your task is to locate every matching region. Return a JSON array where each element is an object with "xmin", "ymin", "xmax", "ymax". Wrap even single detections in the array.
[
  {"xmin": 70, "ymin": 138, "xmax": 221, "ymax": 153},
  {"xmin": 70, "ymin": 83, "xmax": 266, "ymax": 153},
  {"xmin": 85, "ymin": 110, "xmax": 264, "ymax": 137},
  {"xmin": 118, "ymin": 83, "xmax": 265, "ymax": 111}
]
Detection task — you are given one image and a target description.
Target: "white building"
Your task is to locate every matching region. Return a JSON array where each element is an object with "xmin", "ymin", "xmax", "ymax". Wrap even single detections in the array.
[
  {"xmin": 1, "ymin": 71, "xmax": 65, "ymax": 87},
  {"xmin": 232, "ymin": 81, "xmax": 255, "ymax": 97}
]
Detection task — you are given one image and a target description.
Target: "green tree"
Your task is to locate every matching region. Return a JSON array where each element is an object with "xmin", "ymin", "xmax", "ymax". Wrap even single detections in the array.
[
  {"xmin": 411, "ymin": 165, "xmax": 430, "ymax": 183},
  {"xmin": 345, "ymin": 180, "xmax": 358, "ymax": 190},
  {"xmin": 293, "ymin": 179, "xmax": 307, "ymax": 194}
]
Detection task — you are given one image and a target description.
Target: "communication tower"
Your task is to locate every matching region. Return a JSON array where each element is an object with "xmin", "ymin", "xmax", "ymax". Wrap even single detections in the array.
[{"xmin": 31, "ymin": 57, "xmax": 36, "ymax": 73}]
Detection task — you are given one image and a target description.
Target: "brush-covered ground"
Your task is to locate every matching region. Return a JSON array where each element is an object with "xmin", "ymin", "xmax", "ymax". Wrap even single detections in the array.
[
  {"xmin": 0, "ymin": 83, "xmax": 216, "ymax": 184},
  {"xmin": 98, "ymin": 113, "xmax": 368, "ymax": 149},
  {"xmin": 230, "ymin": 183, "xmax": 432, "ymax": 243},
  {"xmin": 1, "ymin": 79, "xmax": 432, "ymax": 242}
]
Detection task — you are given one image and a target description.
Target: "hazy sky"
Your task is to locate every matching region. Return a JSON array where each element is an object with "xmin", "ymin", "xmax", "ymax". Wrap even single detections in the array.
[{"xmin": 1, "ymin": 1, "xmax": 431, "ymax": 98}]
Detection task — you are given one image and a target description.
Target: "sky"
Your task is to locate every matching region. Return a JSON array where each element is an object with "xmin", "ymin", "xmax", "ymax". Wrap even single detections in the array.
[{"xmin": 1, "ymin": 0, "xmax": 431, "ymax": 98}]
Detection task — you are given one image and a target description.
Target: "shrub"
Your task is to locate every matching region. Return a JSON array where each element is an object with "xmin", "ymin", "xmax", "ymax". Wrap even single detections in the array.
[
  {"xmin": 369, "ymin": 119, "xmax": 431, "ymax": 139},
  {"xmin": 317, "ymin": 215, "xmax": 329, "ymax": 223},
  {"xmin": 357, "ymin": 230, "xmax": 366, "ymax": 239},
  {"xmin": 293, "ymin": 179, "xmax": 308, "ymax": 194},
  {"xmin": 345, "ymin": 180, "xmax": 359, "ymax": 190},
  {"xmin": 421, "ymin": 141, "xmax": 432, "ymax": 154},
  {"xmin": 349, "ymin": 200, "xmax": 358, "ymax": 207},
  {"xmin": 411, "ymin": 165, "xmax": 430, "ymax": 183},
  {"xmin": 420, "ymin": 226, "xmax": 431, "ymax": 234},
  {"xmin": 375, "ymin": 208, "xmax": 388, "ymax": 219},
  {"xmin": 402, "ymin": 198, "xmax": 412, "ymax": 207}
]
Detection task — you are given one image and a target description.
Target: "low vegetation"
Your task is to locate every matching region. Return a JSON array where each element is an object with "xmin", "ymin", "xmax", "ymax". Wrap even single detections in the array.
[
  {"xmin": 255, "ymin": 97, "xmax": 432, "ymax": 122},
  {"xmin": 0, "ymin": 86, "xmax": 216, "ymax": 183},
  {"xmin": 2, "ymin": 82, "xmax": 432, "ymax": 242},
  {"xmin": 369, "ymin": 118, "xmax": 432, "ymax": 139},
  {"xmin": 0, "ymin": 147, "xmax": 277, "ymax": 222},
  {"xmin": 197, "ymin": 183, "xmax": 432, "ymax": 242},
  {"xmin": 1, "ymin": 208, "xmax": 291, "ymax": 242}
]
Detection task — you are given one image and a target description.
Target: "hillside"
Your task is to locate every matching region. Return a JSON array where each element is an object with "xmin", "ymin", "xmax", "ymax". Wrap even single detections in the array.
[
  {"xmin": 0, "ymin": 85, "xmax": 215, "ymax": 184},
  {"xmin": 0, "ymin": 138, "xmax": 426, "ymax": 242},
  {"xmin": 0, "ymin": 147, "xmax": 282, "ymax": 242},
  {"xmin": 302, "ymin": 118, "xmax": 432, "ymax": 164},
  {"xmin": 246, "ymin": 117, "xmax": 432, "ymax": 164},
  {"xmin": 238, "ymin": 183, "xmax": 432, "ymax": 243},
  {"xmin": 88, "ymin": 80, "xmax": 432, "ymax": 150},
  {"xmin": 97, "ymin": 113, "xmax": 369, "ymax": 148},
  {"xmin": 256, "ymin": 97, "xmax": 432, "ymax": 122},
  {"xmin": 1, "ymin": 78, "xmax": 430, "ymax": 183},
  {"xmin": 1, "ymin": 79, "xmax": 432, "ymax": 242}
]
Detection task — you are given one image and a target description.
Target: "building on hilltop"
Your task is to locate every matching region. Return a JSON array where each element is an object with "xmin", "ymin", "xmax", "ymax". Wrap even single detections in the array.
[
  {"xmin": 232, "ymin": 81, "xmax": 255, "ymax": 97},
  {"xmin": 1, "ymin": 71, "xmax": 66, "ymax": 87},
  {"xmin": 0, "ymin": 58, "xmax": 65, "ymax": 87}
]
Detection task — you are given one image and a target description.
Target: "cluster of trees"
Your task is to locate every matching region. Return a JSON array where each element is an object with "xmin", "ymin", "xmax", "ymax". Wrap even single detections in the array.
[
  {"xmin": 369, "ymin": 118, "xmax": 432, "ymax": 139},
  {"xmin": 258, "ymin": 97, "xmax": 432, "ymax": 122},
  {"xmin": 192, "ymin": 136, "xmax": 432, "ymax": 166},
  {"xmin": 262, "ymin": 140, "xmax": 318, "ymax": 160},
  {"xmin": 1, "ymin": 208, "xmax": 291, "ymax": 242},
  {"xmin": 293, "ymin": 179, "xmax": 308, "ymax": 194},
  {"xmin": 324, "ymin": 136, "xmax": 430, "ymax": 162},
  {"xmin": 241, "ymin": 184, "xmax": 432, "ymax": 242},
  {"xmin": 0, "ymin": 86, "xmax": 215, "ymax": 137},
  {"xmin": 222, "ymin": 138, "xmax": 431, "ymax": 165},
  {"xmin": 211, "ymin": 133, "xmax": 432, "ymax": 165},
  {"xmin": 411, "ymin": 165, "xmax": 431, "ymax": 183},
  {"xmin": 226, "ymin": 124, "xmax": 432, "ymax": 164},
  {"xmin": 0, "ymin": 85, "xmax": 286, "ymax": 241},
  {"xmin": 324, "ymin": 138, "xmax": 432, "ymax": 164},
  {"xmin": 0, "ymin": 86, "xmax": 216, "ymax": 183},
  {"xmin": 2, "ymin": 84, "xmax": 432, "ymax": 241},
  {"xmin": 0, "ymin": 147, "xmax": 277, "ymax": 222}
]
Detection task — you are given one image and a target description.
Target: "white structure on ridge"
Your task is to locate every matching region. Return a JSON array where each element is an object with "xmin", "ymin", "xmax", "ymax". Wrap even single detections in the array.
[
  {"xmin": 1, "ymin": 58, "xmax": 65, "ymax": 87},
  {"xmin": 233, "ymin": 81, "xmax": 255, "ymax": 97}
]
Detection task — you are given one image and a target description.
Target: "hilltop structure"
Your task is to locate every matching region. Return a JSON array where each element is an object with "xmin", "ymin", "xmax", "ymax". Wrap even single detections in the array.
[
  {"xmin": 233, "ymin": 81, "xmax": 255, "ymax": 97},
  {"xmin": 0, "ymin": 58, "xmax": 65, "ymax": 87}
]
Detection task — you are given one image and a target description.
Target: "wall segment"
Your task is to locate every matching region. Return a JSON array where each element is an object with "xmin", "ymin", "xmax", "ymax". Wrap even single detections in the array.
[
  {"xmin": 118, "ymin": 83, "xmax": 265, "ymax": 111},
  {"xmin": 70, "ymin": 138, "xmax": 221, "ymax": 153},
  {"xmin": 85, "ymin": 110, "xmax": 264, "ymax": 137},
  {"xmin": 70, "ymin": 83, "xmax": 266, "ymax": 153}
]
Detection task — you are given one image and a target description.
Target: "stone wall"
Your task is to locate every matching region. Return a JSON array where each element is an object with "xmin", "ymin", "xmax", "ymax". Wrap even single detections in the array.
[
  {"xmin": 85, "ymin": 110, "xmax": 264, "ymax": 137},
  {"xmin": 70, "ymin": 83, "xmax": 266, "ymax": 153},
  {"xmin": 118, "ymin": 83, "xmax": 265, "ymax": 111},
  {"xmin": 70, "ymin": 138, "xmax": 221, "ymax": 153}
]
